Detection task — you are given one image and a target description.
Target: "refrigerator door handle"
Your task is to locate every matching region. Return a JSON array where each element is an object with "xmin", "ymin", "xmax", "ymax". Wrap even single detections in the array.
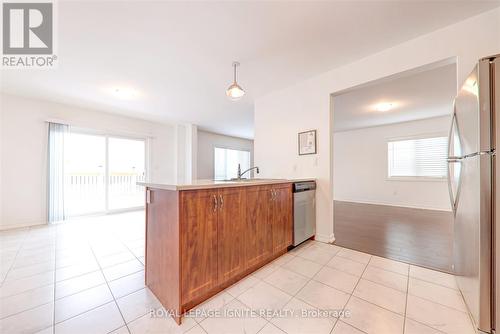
[
  {"xmin": 447, "ymin": 112, "xmax": 455, "ymax": 159},
  {"xmin": 447, "ymin": 159, "xmax": 462, "ymax": 215},
  {"xmin": 447, "ymin": 111, "xmax": 464, "ymax": 215}
]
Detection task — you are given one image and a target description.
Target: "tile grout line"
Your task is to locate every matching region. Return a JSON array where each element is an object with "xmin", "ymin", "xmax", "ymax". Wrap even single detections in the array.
[
  {"xmin": 87, "ymin": 239, "xmax": 130, "ymax": 334},
  {"xmin": 53, "ymin": 225, "xmax": 59, "ymax": 334},
  {"xmin": 0, "ymin": 218, "xmax": 470, "ymax": 334},
  {"xmin": 112, "ymin": 230, "xmax": 147, "ymax": 334},
  {"xmin": 2, "ymin": 226, "xmax": 54, "ymax": 334},
  {"xmin": 203, "ymin": 233, "xmax": 313, "ymax": 327},
  {"xmin": 402, "ymin": 264, "xmax": 410, "ymax": 334},
  {"xmin": 233, "ymin": 254, "xmax": 314, "ymax": 333},
  {"xmin": 257, "ymin": 250, "xmax": 343, "ymax": 333},
  {"xmin": 0, "ymin": 266, "xmax": 120, "ymax": 303},
  {"xmin": 0, "ymin": 254, "xmax": 146, "ymax": 322},
  {"xmin": 0, "ymin": 214, "xmax": 143, "ymax": 332},
  {"xmin": 334, "ymin": 254, "xmax": 372, "ymax": 334},
  {"xmin": 255, "ymin": 246, "xmax": 368, "ymax": 333},
  {"xmin": 0, "ymin": 228, "xmax": 30, "ymax": 286}
]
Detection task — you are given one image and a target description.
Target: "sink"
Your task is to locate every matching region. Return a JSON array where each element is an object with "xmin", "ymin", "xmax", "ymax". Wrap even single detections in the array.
[{"xmin": 218, "ymin": 178, "xmax": 282, "ymax": 182}]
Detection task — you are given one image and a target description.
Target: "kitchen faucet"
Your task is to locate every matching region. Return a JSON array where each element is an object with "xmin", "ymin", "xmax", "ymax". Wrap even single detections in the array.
[{"xmin": 237, "ymin": 164, "xmax": 260, "ymax": 180}]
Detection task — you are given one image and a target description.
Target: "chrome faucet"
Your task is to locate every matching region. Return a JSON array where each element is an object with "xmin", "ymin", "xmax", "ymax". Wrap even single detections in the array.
[{"xmin": 237, "ymin": 164, "xmax": 260, "ymax": 180}]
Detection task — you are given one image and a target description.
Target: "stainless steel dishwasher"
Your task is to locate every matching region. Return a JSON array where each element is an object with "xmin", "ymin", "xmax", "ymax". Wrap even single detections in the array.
[{"xmin": 293, "ymin": 181, "xmax": 316, "ymax": 246}]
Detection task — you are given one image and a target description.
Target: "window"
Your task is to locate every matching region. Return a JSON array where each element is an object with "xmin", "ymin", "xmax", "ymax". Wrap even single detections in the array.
[
  {"xmin": 387, "ymin": 136, "xmax": 448, "ymax": 179},
  {"xmin": 64, "ymin": 131, "xmax": 146, "ymax": 217},
  {"xmin": 214, "ymin": 147, "xmax": 251, "ymax": 180}
]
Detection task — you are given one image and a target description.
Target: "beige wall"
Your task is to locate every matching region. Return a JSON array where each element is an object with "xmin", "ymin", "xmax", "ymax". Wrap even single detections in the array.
[
  {"xmin": 0, "ymin": 94, "xmax": 176, "ymax": 230},
  {"xmin": 197, "ymin": 130, "xmax": 254, "ymax": 180},
  {"xmin": 254, "ymin": 8, "xmax": 500, "ymax": 242}
]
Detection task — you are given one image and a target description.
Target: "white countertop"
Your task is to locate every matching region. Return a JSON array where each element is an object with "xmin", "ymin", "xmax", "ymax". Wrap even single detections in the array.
[{"xmin": 138, "ymin": 178, "xmax": 315, "ymax": 191}]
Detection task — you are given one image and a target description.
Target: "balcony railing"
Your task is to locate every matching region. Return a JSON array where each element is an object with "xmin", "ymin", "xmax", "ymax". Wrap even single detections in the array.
[{"xmin": 65, "ymin": 173, "xmax": 146, "ymax": 216}]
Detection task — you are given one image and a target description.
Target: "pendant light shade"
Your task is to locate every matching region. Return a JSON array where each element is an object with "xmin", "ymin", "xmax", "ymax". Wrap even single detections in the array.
[{"xmin": 226, "ymin": 61, "xmax": 245, "ymax": 101}]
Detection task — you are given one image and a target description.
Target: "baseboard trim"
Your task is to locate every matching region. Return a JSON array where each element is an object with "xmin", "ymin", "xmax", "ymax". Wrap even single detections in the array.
[
  {"xmin": 334, "ymin": 199, "xmax": 452, "ymax": 212},
  {"xmin": 315, "ymin": 233, "xmax": 335, "ymax": 244},
  {"xmin": 0, "ymin": 221, "xmax": 47, "ymax": 231}
]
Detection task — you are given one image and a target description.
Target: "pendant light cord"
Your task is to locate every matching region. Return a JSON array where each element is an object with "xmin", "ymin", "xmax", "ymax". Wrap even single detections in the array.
[{"xmin": 233, "ymin": 63, "xmax": 237, "ymax": 84}]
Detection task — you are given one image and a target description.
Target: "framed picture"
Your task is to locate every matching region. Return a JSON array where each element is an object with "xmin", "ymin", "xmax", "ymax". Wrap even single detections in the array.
[{"xmin": 298, "ymin": 130, "xmax": 317, "ymax": 155}]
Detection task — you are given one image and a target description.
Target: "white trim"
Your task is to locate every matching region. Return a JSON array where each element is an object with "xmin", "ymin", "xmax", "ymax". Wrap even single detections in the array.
[
  {"xmin": 145, "ymin": 138, "xmax": 152, "ymax": 183},
  {"xmin": 315, "ymin": 232, "xmax": 335, "ymax": 244},
  {"xmin": 333, "ymin": 115, "xmax": 452, "ymax": 133},
  {"xmin": 385, "ymin": 131, "xmax": 448, "ymax": 142},
  {"xmin": 0, "ymin": 208, "xmax": 146, "ymax": 231},
  {"xmin": 104, "ymin": 136, "xmax": 110, "ymax": 212},
  {"xmin": 45, "ymin": 119, "xmax": 155, "ymax": 139},
  {"xmin": 213, "ymin": 145, "xmax": 251, "ymax": 153},
  {"xmin": 385, "ymin": 176, "xmax": 447, "ymax": 182},
  {"xmin": 0, "ymin": 221, "xmax": 46, "ymax": 231},
  {"xmin": 45, "ymin": 118, "xmax": 71, "ymax": 126},
  {"xmin": 334, "ymin": 199, "xmax": 452, "ymax": 212}
]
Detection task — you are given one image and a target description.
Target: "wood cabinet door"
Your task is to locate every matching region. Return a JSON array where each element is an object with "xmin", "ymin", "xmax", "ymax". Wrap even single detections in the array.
[
  {"xmin": 245, "ymin": 186, "xmax": 273, "ymax": 268},
  {"xmin": 217, "ymin": 187, "xmax": 246, "ymax": 283},
  {"xmin": 272, "ymin": 185, "xmax": 293, "ymax": 253},
  {"xmin": 180, "ymin": 189, "xmax": 218, "ymax": 303}
]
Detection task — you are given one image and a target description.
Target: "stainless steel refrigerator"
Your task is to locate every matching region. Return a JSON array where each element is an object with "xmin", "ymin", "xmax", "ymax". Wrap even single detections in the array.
[{"xmin": 448, "ymin": 55, "xmax": 498, "ymax": 333}]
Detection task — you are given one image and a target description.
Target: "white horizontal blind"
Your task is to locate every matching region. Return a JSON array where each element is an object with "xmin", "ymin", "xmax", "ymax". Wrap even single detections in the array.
[
  {"xmin": 214, "ymin": 147, "xmax": 251, "ymax": 180},
  {"xmin": 388, "ymin": 136, "xmax": 448, "ymax": 178}
]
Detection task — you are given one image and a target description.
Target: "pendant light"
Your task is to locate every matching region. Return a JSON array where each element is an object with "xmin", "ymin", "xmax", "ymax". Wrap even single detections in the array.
[{"xmin": 226, "ymin": 61, "xmax": 245, "ymax": 101}]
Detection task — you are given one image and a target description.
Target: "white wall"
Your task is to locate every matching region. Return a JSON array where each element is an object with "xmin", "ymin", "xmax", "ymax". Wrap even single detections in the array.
[
  {"xmin": 334, "ymin": 116, "xmax": 451, "ymax": 211},
  {"xmin": 197, "ymin": 130, "xmax": 254, "ymax": 180},
  {"xmin": 0, "ymin": 93, "xmax": 176, "ymax": 230},
  {"xmin": 254, "ymin": 8, "xmax": 500, "ymax": 242}
]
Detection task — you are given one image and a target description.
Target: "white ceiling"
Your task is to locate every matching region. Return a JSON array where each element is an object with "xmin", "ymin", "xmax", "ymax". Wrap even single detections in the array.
[
  {"xmin": 1, "ymin": 1, "xmax": 498, "ymax": 139},
  {"xmin": 333, "ymin": 63, "xmax": 457, "ymax": 132}
]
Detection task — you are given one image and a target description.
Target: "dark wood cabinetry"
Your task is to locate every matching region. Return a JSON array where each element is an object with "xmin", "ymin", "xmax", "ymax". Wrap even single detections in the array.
[
  {"xmin": 180, "ymin": 189, "xmax": 218, "ymax": 304},
  {"xmin": 145, "ymin": 182, "xmax": 293, "ymax": 324},
  {"xmin": 216, "ymin": 187, "xmax": 246, "ymax": 283},
  {"xmin": 245, "ymin": 186, "xmax": 273, "ymax": 268},
  {"xmin": 271, "ymin": 185, "xmax": 294, "ymax": 253}
]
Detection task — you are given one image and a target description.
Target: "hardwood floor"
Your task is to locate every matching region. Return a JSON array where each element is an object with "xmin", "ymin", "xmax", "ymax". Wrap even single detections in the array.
[{"xmin": 334, "ymin": 201, "xmax": 454, "ymax": 272}]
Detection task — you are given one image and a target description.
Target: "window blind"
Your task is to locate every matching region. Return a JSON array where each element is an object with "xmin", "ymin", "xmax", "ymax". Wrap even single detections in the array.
[{"xmin": 388, "ymin": 136, "xmax": 448, "ymax": 178}]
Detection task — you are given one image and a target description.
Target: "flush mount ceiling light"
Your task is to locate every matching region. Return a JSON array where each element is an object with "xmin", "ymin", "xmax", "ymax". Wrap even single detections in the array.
[
  {"xmin": 374, "ymin": 102, "xmax": 395, "ymax": 112},
  {"xmin": 226, "ymin": 61, "xmax": 245, "ymax": 101}
]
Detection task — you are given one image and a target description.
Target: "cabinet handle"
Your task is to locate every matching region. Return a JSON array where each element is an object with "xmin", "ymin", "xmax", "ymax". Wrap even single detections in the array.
[
  {"xmin": 271, "ymin": 189, "xmax": 276, "ymax": 201},
  {"xmin": 219, "ymin": 194, "xmax": 224, "ymax": 210},
  {"xmin": 212, "ymin": 194, "xmax": 218, "ymax": 212}
]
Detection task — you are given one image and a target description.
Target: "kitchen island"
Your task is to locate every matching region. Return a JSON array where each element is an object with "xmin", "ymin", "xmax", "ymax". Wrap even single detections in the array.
[{"xmin": 138, "ymin": 179, "xmax": 294, "ymax": 324}]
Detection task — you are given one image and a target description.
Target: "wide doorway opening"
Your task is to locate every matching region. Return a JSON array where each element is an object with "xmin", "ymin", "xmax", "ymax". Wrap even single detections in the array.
[{"xmin": 331, "ymin": 60, "xmax": 457, "ymax": 272}]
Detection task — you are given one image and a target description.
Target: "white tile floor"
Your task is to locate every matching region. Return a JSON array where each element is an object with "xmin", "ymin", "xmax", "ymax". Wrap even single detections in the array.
[{"xmin": 0, "ymin": 211, "xmax": 476, "ymax": 334}]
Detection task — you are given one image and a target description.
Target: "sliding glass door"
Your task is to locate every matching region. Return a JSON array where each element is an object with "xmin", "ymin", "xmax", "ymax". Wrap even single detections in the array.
[
  {"xmin": 64, "ymin": 131, "xmax": 146, "ymax": 217},
  {"xmin": 108, "ymin": 137, "xmax": 146, "ymax": 210}
]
